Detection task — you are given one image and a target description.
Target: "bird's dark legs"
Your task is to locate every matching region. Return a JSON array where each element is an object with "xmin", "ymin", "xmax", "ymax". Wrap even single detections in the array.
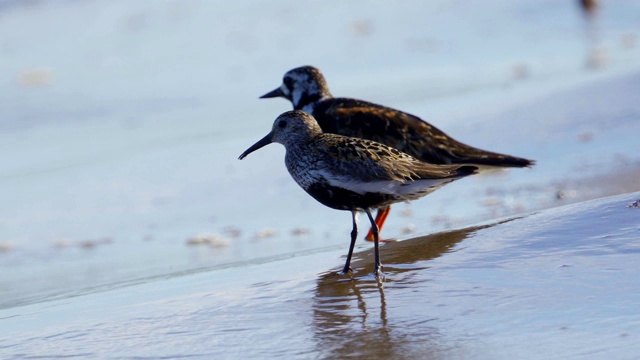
[
  {"xmin": 365, "ymin": 208, "xmax": 383, "ymax": 276},
  {"xmin": 339, "ymin": 210, "xmax": 359, "ymax": 275},
  {"xmin": 364, "ymin": 206, "xmax": 392, "ymax": 242}
]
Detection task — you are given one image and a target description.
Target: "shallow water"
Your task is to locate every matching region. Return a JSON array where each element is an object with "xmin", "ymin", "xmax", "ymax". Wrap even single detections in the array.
[
  {"xmin": 1, "ymin": 0, "xmax": 640, "ymax": 358},
  {"xmin": 2, "ymin": 193, "xmax": 639, "ymax": 359}
]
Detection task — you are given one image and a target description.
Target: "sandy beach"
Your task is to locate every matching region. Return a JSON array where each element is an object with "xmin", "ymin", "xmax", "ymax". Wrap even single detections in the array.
[
  {"xmin": 1, "ymin": 0, "xmax": 640, "ymax": 358},
  {"xmin": 2, "ymin": 193, "xmax": 639, "ymax": 358}
]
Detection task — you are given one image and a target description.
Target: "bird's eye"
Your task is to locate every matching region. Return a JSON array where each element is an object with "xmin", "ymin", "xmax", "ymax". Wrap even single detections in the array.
[
  {"xmin": 278, "ymin": 120, "xmax": 287, "ymax": 128},
  {"xmin": 283, "ymin": 77, "xmax": 293, "ymax": 88}
]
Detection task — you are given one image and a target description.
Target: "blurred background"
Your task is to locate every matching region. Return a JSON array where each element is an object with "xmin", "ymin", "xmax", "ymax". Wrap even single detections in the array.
[{"xmin": 1, "ymin": 0, "xmax": 639, "ymax": 308}]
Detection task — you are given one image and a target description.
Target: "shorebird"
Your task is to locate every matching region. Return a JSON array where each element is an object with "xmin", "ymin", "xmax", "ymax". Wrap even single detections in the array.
[
  {"xmin": 239, "ymin": 110, "xmax": 477, "ymax": 276},
  {"xmin": 261, "ymin": 65, "xmax": 534, "ymax": 241}
]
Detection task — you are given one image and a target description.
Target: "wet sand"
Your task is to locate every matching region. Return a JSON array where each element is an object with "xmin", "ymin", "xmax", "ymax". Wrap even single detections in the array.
[
  {"xmin": 2, "ymin": 192, "xmax": 639, "ymax": 359},
  {"xmin": 2, "ymin": 0, "xmax": 640, "ymax": 358}
]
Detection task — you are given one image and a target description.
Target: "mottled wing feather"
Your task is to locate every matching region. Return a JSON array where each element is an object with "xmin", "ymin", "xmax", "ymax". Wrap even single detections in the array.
[{"xmin": 313, "ymin": 134, "xmax": 474, "ymax": 184}]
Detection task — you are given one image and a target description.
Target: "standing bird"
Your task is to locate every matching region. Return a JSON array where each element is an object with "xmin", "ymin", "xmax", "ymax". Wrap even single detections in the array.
[
  {"xmin": 239, "ymin": 110, "xmax": 477, "ymax": 276},
  {"xmin": 260, "ymin": 66, "xmax": 534, "ymax": 241}
]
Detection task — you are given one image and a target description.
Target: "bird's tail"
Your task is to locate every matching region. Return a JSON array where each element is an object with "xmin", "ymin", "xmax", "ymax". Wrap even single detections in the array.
[
  {"xmin": 455, "ymin": 165, "xmax": 480, "ymax": 177},
  {"xmin": 449, "ymin": 151, "xmax": 535, "ymax": 168}
]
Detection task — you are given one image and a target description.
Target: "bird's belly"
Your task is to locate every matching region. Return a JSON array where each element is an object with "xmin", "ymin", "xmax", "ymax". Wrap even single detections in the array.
[{"xmin": 304, "ymin": 182, "xmax": 398, "ymax": 211}]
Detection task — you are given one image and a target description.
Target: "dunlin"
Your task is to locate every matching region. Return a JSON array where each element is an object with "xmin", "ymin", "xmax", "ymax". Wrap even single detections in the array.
[
  {"xmin": 239, "ymin": 110, "xmax": 477, "ymax": 276},
  {"xmin": 261, "ymin": 66, "xmax": 534, "ymax": 241}
]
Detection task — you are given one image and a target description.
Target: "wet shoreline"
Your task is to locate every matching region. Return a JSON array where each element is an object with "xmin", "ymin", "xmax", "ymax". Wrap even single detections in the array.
[
  {"xmin": 2, "ymin": 1, "xmax": 640, "ymax": 358},
  {"xmin": 2, "ymin": 192, "xmax": 639, "ymax": 358}
]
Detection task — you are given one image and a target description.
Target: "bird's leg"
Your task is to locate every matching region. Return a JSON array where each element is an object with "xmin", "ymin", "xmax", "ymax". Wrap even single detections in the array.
[
  {"xmin": 364, "ymin": 206, "xmax": 394, "ymax": 243},
  {"xmin": 365, "ymin": 208, "xmax": 383, "ymax": 276},
  {"xmin": 339, "ymin": 211, "xmax": 358, "ymax": 275}
]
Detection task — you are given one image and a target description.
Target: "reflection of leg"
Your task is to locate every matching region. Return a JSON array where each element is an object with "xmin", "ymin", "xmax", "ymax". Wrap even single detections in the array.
[
  {"xmin": 339, "ymin": 211, "xmax": 358, "ymax": 274},
  {"xmin": 365, "ymin": 209, "xmax": 383, "ymax": 276},
  {"xmin": 376, "ymin": 278, "xmax": 387, "ymax": 327},
  {"xmin": 365, "ymin": 205, "xmax": 391, "ymax": 242}
]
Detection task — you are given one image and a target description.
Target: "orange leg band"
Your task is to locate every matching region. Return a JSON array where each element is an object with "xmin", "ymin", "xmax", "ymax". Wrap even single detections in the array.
[{"xmin": 365, "ymin": 205, "xmax": 391, "ymax": 242}]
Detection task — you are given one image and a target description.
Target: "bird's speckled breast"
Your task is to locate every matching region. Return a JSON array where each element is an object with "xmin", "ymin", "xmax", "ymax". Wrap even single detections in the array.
[{"xmin": 284, "ymin": 148, "xmax": 321, "ymax": 189}]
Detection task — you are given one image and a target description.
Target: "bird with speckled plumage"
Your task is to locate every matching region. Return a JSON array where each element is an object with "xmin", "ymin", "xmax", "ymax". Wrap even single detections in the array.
[
  {"xmin": 239, "ymin": 110, "xmax": 477, "ymax": 276},
  {"xmin": 261, "ymin": 66, "xmax": 534, "ymax": 242}
]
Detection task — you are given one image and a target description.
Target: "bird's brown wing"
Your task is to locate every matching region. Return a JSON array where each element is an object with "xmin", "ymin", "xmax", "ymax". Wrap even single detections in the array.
[{"xmin": 313, "ymin": 98, "xmax": 534, "ymax": 167}]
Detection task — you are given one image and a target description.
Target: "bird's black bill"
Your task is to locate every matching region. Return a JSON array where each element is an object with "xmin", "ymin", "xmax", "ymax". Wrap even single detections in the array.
[
  {"xmin": 259, "ymin": 87, "xmax": 285, "ymax": 99},
  {"xmin": 238, "ymin": 133, "xmax": 273, "ymax": 160}
]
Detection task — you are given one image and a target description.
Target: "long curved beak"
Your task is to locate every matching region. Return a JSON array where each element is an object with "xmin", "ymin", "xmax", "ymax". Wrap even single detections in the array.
[
  {"xmin": 260, "ymin": 87, "xmax": 285, "ymax": 99},
  {"xmin": 238, "ymin": 133, "xmax": 273, "ymax": 160}
]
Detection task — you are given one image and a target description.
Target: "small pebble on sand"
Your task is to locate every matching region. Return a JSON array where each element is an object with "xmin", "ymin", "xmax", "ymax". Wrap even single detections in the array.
[
  {"xmin": 255, "ymin": 228, "xmax": 277, "ymax": 239},
  {"xmin": 18, "ymin": 67, "xmax": 54, "ymax": 87},
  {"xmin": 400, "ymin": 224, "xmax": 416, "ymax": 235},
  {"xmin": 0, "ymin": 243, "xmax": 14, "ymax": 253},
  {"xmin": 291, "ymin": 228, "xmax": 310, "ymax": 236},
  {"xmin": 186, "ymin": 234, "xmax": 230, "ymax": 248},
  {"xmin": 223, "ymin": 226, "xmax": 242, "ymax": 238}
]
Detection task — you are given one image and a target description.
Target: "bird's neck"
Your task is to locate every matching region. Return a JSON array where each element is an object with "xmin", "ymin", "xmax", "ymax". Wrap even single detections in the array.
[{"xmin": 293, "ymin": 92, "xmax": 331, "ymax": 113}]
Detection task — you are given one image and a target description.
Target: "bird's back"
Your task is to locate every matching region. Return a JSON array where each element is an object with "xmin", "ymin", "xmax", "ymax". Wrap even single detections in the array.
[{"xmin": 313, "ymin": 98, "xmax": 534, "ymax": 168}]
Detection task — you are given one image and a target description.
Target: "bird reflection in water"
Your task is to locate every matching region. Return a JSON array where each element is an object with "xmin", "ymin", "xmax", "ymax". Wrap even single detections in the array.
[{"xmin": 311, "ymin": 220, "xmax": 514, "ymax": 359}]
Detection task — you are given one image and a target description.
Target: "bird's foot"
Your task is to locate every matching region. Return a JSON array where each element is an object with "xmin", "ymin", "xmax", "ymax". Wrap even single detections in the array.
[
  {"xmin": 371, "ymin": 264, "xmax": 385, "ymax": 279},
  {"xmin": 337, "ymin": 267, "xmax": 353, "ymax": 276}
]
